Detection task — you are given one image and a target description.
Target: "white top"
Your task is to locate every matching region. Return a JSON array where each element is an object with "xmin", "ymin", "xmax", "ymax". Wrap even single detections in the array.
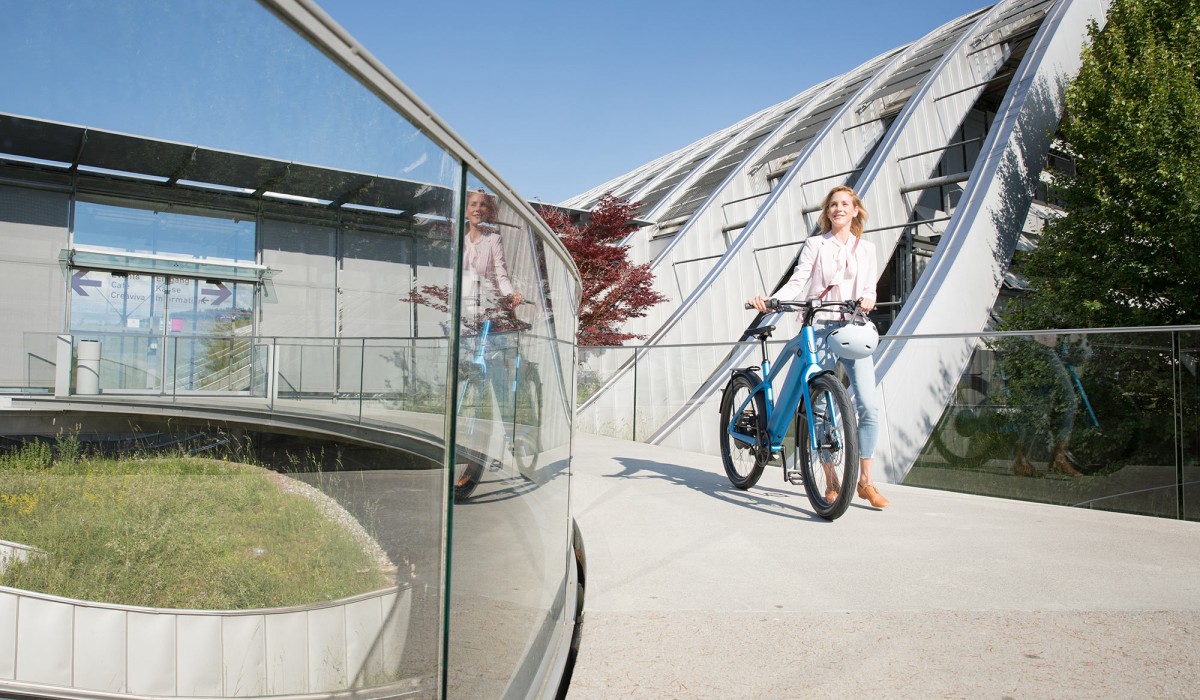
[{"xmin": 774, "ymin": 232, "xmax": 878, "ymax": 308}]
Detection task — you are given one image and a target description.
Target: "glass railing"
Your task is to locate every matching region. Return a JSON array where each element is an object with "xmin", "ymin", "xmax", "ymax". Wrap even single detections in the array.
[
  {"xmin": 579, "ymin": 327, "xmax": 1199, "ymax": 521},
  {"xmin": 907, "ymin": 328, "xmax": 1198, "ymax": 520},
  {"xmin": 24, "ymin": 330, "xmax": 459, "ymax": 419}
]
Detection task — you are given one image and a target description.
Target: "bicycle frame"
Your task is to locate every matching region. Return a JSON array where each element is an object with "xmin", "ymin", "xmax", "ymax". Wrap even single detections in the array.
[{"xmin": 727, "ymin": 322, "xmax": 835, "ymax": 456}]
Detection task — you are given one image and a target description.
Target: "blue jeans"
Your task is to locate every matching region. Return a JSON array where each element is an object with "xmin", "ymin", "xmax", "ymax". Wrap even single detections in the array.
[{"xmin": 815, "ymin": 322, "xmax": 881, "ymax": 459}]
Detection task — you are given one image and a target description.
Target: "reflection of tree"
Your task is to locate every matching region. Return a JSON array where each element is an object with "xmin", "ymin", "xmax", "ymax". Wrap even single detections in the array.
[{"xmin": 403, "ymin": 285, "xmax": 526, "ymax": 334}]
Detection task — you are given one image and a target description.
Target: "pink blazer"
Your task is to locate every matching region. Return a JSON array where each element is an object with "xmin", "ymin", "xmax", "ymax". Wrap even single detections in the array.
[{"xmin": 774, "ymin": 232, "xmax": 878, "ymax": 306}]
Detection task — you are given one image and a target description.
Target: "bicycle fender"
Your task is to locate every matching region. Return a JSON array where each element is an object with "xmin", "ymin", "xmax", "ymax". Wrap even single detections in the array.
[
  {"xmin": 725, "ymin": 368, "xmax": 764, "ymax": 396},
  {"xmin": 804, "ymin": 367, "xmax": 838, "ymax": 386}
]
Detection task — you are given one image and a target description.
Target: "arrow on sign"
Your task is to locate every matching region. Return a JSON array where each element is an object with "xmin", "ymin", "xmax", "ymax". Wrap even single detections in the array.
[
  {"xmin": 71, "ymin": 270, "xmax": 102, "ymax": 296},
  {"xmin": 202, "ymin": 282, "xmax": 231, "ymax": 306}
]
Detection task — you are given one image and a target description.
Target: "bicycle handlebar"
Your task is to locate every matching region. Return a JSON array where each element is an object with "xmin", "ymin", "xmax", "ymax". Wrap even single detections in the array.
[{"xmin": 744, "ymin": 298, "xmax": 862, "ymax": 313}]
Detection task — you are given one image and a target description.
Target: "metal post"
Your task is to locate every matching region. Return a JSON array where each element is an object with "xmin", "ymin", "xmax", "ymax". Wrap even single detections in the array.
[
  {"xmin": 632, "ymin": 349, "xmax": 638, "ymax": 442},
  {"xmin": 267, "ymin": 341, "xmax": 278, "ymax": 409},
  {"xmin": 358, "ymin": 338, "xmax": 366, "ymax": 422},
  {"xmin": 1172, "ymin": 331, "xmax": 1186, "ymax": 519}
]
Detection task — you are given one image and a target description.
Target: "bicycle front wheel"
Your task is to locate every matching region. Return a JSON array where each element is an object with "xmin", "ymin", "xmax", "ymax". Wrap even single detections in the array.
[
  {"xmin": 454, "ymin": 375, "xmax": 491, "ymax": 501},
  {"xmin": 512, "ymin": 369, "xmax": 542, "ymax": 478},
  {"xmin": 797, "ymin": 373, "xmax": 860, "ymax": 520},
  {"xmin": 719, "ymin": 371, "xmax": 768, "ymax": 489}
]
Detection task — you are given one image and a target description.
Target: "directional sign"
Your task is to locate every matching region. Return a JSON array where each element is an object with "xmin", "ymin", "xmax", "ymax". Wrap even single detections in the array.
[
  {"xmin": 201, "ymin": 282, "xmax": 231, "ymax": 306},
  {"xmin": 71, "ymin": 269, "xmax": 102, "ymax": 296}
]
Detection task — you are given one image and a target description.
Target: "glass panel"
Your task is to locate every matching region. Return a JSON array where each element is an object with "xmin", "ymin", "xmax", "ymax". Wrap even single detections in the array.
[
  {"xmin": 907, "ymin": 331, "xmax": 1181, "ymax": 518},
  {"xmin": 163, "ymin": 277, "xmax": 255, "ymax": 393},
  {"xmin": 576, "ymin": 347, "xmax": 637, "ymax": 440},
  {"xmin": 1, "ymin": 2, "xmax": 465, "ymax": 696},
  {"xmin": 69, "ymin": 271, "xmax": 164, "ymax": 391},
  {"xmin": 75, "ymin": 199, "xmax": 256, "ymax": 264},
  {"xmin": 446, "ymin": 175, "xmax": 573, "ymax": 697}
]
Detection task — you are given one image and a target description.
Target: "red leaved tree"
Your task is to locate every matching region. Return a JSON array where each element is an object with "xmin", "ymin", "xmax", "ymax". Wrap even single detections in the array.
[{"xmin": 538, "ymin": 194, "xmax": 667, "ymax": 347}]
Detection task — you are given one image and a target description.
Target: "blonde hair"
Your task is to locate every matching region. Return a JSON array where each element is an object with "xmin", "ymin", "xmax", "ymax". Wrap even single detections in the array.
[
  {"xmin": 467, "ymin": 188, "xmax": 498, "ymax": 221},
  {"xmin": 818, "ymin": 185, "xmax": 868, "ymax": 237}
]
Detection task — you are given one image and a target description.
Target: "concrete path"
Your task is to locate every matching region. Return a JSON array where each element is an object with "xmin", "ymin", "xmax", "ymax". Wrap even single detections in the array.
[{"xmin": 566, "ymin": 433, "xmax": 1200, "ymax": 698}]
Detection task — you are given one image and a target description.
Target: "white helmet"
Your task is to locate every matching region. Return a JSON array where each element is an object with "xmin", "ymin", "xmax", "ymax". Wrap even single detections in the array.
[{"xmin": 827, "ymin": 320, "xmax": 879, "ymax": 360}]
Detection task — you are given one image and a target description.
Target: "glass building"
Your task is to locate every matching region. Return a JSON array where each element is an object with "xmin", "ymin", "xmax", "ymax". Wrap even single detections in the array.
[{"xmin": 0, "ymin": 1, "xmax": 579, "ymax": 697}]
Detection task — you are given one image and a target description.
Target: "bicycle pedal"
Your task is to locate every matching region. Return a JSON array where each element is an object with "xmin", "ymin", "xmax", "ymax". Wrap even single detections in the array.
[{"xmin": 785, "ymin": 470, "xmax": 804, "ymax": 485}]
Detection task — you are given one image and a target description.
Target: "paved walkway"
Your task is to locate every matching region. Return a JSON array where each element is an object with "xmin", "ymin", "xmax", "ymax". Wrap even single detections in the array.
[{"xmin": 566, "ymin": 433, "xmax": 1200, "ymax": 698}]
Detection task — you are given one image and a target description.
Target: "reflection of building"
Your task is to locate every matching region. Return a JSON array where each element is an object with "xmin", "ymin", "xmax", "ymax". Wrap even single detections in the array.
[
  {"xmin": 573, "ymin": 0, "xmax": 1110, "ymax": 481},
  {"xmin": 0, "ymin": 2, "xmax": 579, "ymax": 698}
]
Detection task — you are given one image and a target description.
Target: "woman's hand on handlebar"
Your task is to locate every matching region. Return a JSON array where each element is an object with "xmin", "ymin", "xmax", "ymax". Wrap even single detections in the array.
[
  {"xmin": 746, "ymin": 295, "xmax": 775, "ymax": 312},
  {"xmin": 858, "ymin": 296, "xmax": 874, "ymax": 313}
]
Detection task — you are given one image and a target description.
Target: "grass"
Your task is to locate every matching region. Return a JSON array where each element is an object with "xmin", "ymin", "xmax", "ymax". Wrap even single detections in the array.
[{"xmin": 0, "ymin": 438, "xmax": 392, "ymax": 610}]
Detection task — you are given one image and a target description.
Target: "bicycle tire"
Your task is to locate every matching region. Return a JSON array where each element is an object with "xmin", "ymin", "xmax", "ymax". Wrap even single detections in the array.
[
  {"xmin": 513, "ymin": 370, "xmax": 542, "ymax": 477},
  {"xmin": 454, "ymin": 375, "xmax": 491, "ymax": 501},
  {"xmin": 798, "ymin": 373, "xmax": 860, "ymax": 520},
  {"xmin": 719, "ymin": 371, "xmax": 768, "ymax": 490},
  {"xmin": 930, "ymin": 374, "xmax": 994, "ymax": 468}
]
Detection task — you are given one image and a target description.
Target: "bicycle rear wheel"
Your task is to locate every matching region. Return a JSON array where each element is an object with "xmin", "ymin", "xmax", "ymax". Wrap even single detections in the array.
[
  {"xmin": 797, "ymin": 373, "xmax": 859, "ymax": 520},
  {"xmin": 930, "ymin": 374, "xmax": 995, "ymax": 468},
  {"xmin": 719, "ymin": 371, "xmax": 768, "ymax": 489}
]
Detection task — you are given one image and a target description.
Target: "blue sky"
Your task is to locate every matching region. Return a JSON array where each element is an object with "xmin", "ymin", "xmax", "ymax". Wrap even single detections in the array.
[{"xmin": 318, "ymin": 1, "xmax": 983, "ymax": 204}]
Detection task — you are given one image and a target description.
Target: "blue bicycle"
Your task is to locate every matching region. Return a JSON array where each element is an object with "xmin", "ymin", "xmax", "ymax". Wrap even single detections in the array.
[
  {"xmin": 454, "ymin": 302, "xmax": 542, "ymax": 500},
  {"xmin": 720, "ymin": 298, "xmax": 862, "ymax": 520}
]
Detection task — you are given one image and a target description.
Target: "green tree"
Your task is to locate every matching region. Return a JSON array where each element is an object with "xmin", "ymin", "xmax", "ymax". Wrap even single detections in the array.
[{"xmin": 1005, "ymin": 0, "xmax": 1200, "ymax": 329}]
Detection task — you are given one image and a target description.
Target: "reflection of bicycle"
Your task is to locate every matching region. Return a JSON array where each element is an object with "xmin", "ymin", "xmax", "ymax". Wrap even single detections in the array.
[
  {"xmin": 719, "ymin": 298, "xmax": 862, "ymax": 520},
  {"xmin": 453, "ymin": 303, "xmax": 542, "ymax": 501},
  {"xmin": 931, "ymin": 337, "xmax": 1139, "ymax": 471}
]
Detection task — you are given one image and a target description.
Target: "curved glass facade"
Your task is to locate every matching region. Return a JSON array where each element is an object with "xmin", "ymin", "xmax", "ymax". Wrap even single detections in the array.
[{"xmin": 0, "ymin": 2, "xmax": 578, "ymax": 697}]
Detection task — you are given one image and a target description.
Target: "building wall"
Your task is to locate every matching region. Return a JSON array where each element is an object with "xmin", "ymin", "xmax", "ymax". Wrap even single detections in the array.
[{"xmin": 0, "ymin": 185, "xmax": 69, "ymax": 388}]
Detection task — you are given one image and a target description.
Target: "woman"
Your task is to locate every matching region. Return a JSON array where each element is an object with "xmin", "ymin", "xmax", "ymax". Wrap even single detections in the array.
[
  {"xmin": 747, "ymin": 185, "xmax": 888, "ymax": 509},
  {"xmin": 462, "ymin": 189, "xmax": 522, "ymax": 314}
]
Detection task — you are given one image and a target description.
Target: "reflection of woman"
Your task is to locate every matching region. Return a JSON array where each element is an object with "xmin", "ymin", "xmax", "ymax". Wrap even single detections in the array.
[
  {"xmin": 463, "ymin": 189, "xmax": 522, "ymax": 315},
  {"xmin": 1010, "ymin": 334, "xmax": 1084, "ymax": 478},
  {"xmin": 747, "ymin": 185, "xmax": 888, "ymax": 509},
  {"xmin": 461, "ymin": 189, "xmax": 524, "ymax": 436}
]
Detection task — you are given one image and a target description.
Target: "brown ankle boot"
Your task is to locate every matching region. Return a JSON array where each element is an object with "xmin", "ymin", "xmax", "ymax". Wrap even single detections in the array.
[{"xmin": 856, "ymin": 483, "xmax": 889, "ymax": 509}]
